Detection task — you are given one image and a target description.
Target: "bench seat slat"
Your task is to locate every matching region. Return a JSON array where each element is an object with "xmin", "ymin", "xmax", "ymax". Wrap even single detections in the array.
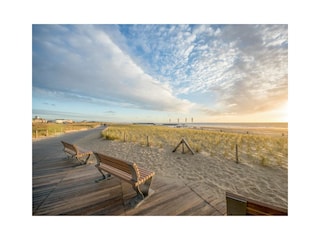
[
  {"xmin": 138, "ymin": 167, "xmax": 154, "ymax": 175},
  {"xmin": 136, "ymin": 168, "xmax": 155, "ymax": 183},
  {"xmin": 77, "ymin": 147, "xmax": 93, "ymax": 155},
  {"xmin": 94, "ymin": 151, "xmax": 155, "ymax": 190},
  {"xmin": 99, "ymin": 164, "xmax": 134, "ymax": 183},
  {"xmin": 226, "ymin": 191, "xmax": 287, "ymax": 216},
  {"xmin": 99, "ymin": 164, "xmax": 154, "ymax": 185},
  {"xmin": 64, "ymin": 148, "xmax": 76, "ymax": 156},
  {"xmin": 97, "ymin": 156, "xmax": 132, "ymax": 174},
  {"xmin": 61, "ymin": 141, "xmax": 92, "ymax": 165}
]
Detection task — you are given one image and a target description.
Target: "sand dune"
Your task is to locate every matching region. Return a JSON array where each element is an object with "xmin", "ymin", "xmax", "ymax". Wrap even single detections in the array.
[{"xmin": 76, "ymin": 132, "xmax": 288, "ymax": 210}]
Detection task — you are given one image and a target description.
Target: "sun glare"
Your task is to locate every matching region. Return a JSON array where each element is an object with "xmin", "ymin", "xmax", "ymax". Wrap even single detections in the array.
[{"xmin": 278, "ymin": 101, "xmax": 288, "ymax": 122}]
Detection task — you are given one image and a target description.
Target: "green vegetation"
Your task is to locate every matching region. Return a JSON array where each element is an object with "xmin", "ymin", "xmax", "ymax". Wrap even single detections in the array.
[
  {"xmin": 102, "ymin": 124, "xmax": 288, "ymax": 169},
  {"xmin": 32, "ymin": 122, "xmax": 101, "ymax": 138}
]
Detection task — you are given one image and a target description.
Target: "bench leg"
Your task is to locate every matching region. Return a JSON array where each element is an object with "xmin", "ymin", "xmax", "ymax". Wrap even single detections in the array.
[
  {"xmin": 95, "ymin": 166, "xmax": 112, "ymax": 182},
  {"xmin": 127, "ymin": 178, "xmax": 153, "ymax": 208},
  {"xmin": 81, "ymin": 154, "xmax": 91, "ymax": 165},
  {"xmin": 126, "ymin": 188, "xmax": 144, "ymax": 209},
  {"xmin": 134, "ymin": 177, "xmax": 153, "ymax": 199},
  {"xmin": 74, "ymin": 157, "xmax": 81, "ymax": 164},
  {"xmin": 75, "ymin": 155, "xmax": 90, "ymax": 165}
]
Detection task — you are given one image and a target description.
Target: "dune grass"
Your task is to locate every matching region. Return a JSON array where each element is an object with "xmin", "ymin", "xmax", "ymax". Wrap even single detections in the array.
[
  {"xmin": 102, "ymin": 124, "xmax": 288, "ymax": 169},
  {"xmin": 32, "ymin": 122, "xmax": 101, "ymax": 138}
]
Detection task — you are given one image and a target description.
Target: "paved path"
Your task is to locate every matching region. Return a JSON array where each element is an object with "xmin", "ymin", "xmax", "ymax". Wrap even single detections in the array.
[{"xmin": 32, "ymin": 126, "xmax": 105, "ymax": 164}]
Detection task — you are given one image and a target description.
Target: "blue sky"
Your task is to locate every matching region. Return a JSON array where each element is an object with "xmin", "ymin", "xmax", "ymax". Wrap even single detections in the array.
[{"xmin": 32, "ymin": 24, "xmax": 288, "ymax": 123}]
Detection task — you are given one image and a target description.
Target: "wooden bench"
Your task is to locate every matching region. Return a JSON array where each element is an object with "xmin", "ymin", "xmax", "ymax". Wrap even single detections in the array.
[
  {"xmin": 226, "ymin": 191, "xmax": 287, "ymax": 215},
  {"xmin": 93, "ymin": 152, "xmax": 155, "ymax": 207},
  {"xmin": 61, "ymin": 141, "xmax": 93, "ymax": 165}
]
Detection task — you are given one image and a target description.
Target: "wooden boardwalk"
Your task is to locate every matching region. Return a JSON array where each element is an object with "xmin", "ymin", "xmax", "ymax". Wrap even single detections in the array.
[{"xmin": 33, "ymin": 154, "xmax": 226, "ymax": 216}]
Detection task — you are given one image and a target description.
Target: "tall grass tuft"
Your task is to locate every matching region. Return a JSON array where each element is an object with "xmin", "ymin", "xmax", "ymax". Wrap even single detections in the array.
[{"xmin": 101, "ymin": 124, "xmax": 288, "ymax": 169}]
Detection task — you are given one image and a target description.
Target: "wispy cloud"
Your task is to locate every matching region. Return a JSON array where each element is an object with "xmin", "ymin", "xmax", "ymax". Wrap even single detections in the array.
[
  {"xmin": 33, "ymin": 24, "xmax": 287, "ymax": 121},
  {"xmin": 33, "ymin": 25, "xmax": 194, "ymax": 115},
  {"xmin": 33, "ymin": 109, "xmax": 91, "ymax": 120},
  {"xmin": 112, "ymin": 24, "xmax": 288, "ymax": 117}
]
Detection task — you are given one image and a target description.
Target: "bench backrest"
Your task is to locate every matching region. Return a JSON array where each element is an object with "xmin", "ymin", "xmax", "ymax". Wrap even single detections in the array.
[
  {"xmin": 226, "ymin": 191, "xmax": 287, "ymax": 216},
  {"xmin": 61, "ymin": 141, "xmax": 79, "ymax": 154},
  {"xmin": 93, "ymin": 152, "xmax": 140, "ymax": 181}
]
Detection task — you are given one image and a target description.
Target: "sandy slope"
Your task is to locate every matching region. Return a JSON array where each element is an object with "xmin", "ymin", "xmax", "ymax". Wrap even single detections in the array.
[{"xmin": 76, "ymin": 133, "xmax": 288, "ymax": 210}]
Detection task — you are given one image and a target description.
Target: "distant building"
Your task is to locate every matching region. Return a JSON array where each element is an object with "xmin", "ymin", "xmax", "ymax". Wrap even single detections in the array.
[
  {"xmin": 55, "ymin": 119, "xmax": 74, "ymax": 124},
  {"xmin": 32, "ymin": 116, "xmax": 47, "ymax": 123}
]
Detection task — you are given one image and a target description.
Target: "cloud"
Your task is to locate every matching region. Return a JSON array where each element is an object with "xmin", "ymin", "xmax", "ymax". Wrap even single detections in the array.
[
  {"xmin": 33, "ymin": 109, "xmax": 90, "ymax": 119},
  {"xmin": 33, "ymin": 25, "xmax": 194, "ymax": 114},
  {"xmin": 104, "ymin": 110, "xmax": 116, "ymax": 114},
  {"xmin": 117, "ymin": 24, "xmax": 287, "ymax": 117},
  {"xmin": 213, "ymin": 25, "xmax": 288, "ymax": 115},
  {"xmin": 33, "ymin": 24, "xmax": 288, "ymax": 120},
  {"xmin": 43, "ymin": 102, "xmax": 55, "ymax": 106}
]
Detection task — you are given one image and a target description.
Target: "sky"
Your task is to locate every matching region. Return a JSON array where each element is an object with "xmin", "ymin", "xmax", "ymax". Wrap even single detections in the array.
[{"xmin": 32, "ymin": 24, "xmax": 288, "ymax": 123}]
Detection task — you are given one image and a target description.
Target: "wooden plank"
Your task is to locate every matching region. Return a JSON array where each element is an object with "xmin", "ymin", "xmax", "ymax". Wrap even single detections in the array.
[
  {"xmin": 33, "ymin": 147, "xmax": 222, "ymax": 215},
  {"xmin": 179, "ymin": 200, "xmax": 221, "ymax": 216},
  {"xmin": 35, "ymin": 180, "xmax": 122, "ymax": 215},
  {"xmin": 128, "ymin": 186, "xmax": 190, "ymax": 215}
]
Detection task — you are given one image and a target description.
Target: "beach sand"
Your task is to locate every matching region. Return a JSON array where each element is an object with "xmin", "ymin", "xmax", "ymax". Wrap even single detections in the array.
[{"xmin": 75, "ymin": 128, "xmax": 288, "ymax": 210}]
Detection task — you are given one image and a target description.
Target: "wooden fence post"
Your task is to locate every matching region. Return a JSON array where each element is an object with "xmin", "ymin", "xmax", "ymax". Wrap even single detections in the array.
[
  {"xmin": 172, "ymin": 138, "xmax": 195, "ymax": 155},
  {"xmin": 36, "ymin": 130, "xmax": 38, "ymax": 138},
  {"xmin": 147, "ymin": 136, "xmax": 150, "ymax": 146},
  {"xmin": 236, "ymin": 144, "xmax": 239, "ymax": 163}
]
